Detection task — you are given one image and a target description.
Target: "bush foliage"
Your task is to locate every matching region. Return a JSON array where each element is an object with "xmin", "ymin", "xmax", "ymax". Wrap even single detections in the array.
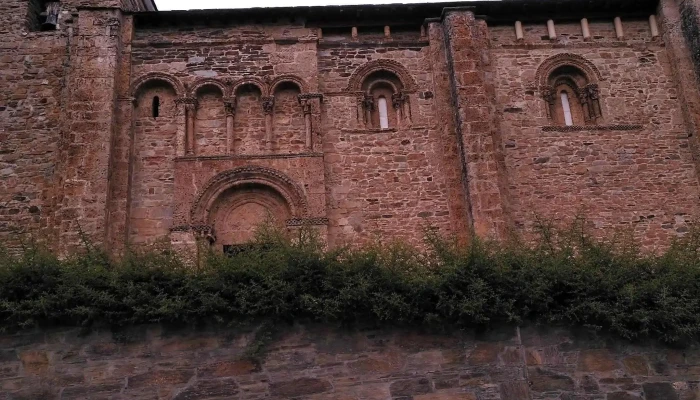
[{"xmin": 2, "ymin": 220, "xmax": 700, "ymax": 344}]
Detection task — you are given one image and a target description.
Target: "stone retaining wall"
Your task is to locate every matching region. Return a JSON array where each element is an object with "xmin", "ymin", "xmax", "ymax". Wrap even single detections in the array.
[{"xmin": 0, "ymin": 324, "xmax": 697, "ymax": 399}]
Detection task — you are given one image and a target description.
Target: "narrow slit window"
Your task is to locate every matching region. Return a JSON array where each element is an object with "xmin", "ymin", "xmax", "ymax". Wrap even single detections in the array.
[
  {"xmin": 152, "ymin": 96, "xmax": 160, "ymax": 118},
  {"xmin": 560, "ymin": 92, "xmax": 573, "ymax": 126},
  {"xmin": 378, "ymin": 96, "xmax": 389, "ymax": 129}
]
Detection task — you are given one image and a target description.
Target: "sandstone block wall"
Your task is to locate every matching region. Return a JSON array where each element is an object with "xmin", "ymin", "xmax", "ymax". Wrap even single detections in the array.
[
  {"xmin": 2, "ymin": 0, "xmax": 700, "ymax": 254},
  {"xmin": 1, "ymin": 324, "xmax": 699, "ymax": 399},
  {"xmin": 491, "ymin": 17, "xmax": 700, "ymax": 247}
]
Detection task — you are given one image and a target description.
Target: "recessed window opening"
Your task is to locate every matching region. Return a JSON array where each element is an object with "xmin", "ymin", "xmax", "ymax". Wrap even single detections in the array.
[
  {"xmin": 378, "ymin": 96, "xmax": 389, "ymax": 129},
  {"xmin": 152, "ymin": 96, "xmax": 160, "ymax": 118},
  {"xmin": 28, "ymin": 0, "xmax": 60, "ymax": 31},
  {"xmin": 560, "ymin": 91, "xmax": 573, "ymax": 126}
]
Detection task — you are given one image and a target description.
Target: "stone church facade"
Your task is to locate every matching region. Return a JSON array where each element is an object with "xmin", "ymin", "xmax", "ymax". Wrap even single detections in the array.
[{"xmin": 3, "ymin": 0, "xmax": 700, "ymax": 254}]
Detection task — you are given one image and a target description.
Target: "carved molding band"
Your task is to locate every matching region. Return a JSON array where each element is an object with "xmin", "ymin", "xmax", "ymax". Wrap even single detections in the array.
[{"xmin": 541, "ymin": 124, "xmax": 644, "ymax": 132}]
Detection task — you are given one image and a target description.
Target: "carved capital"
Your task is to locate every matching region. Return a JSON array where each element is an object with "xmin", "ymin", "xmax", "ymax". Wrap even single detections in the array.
[
  {"xmin": 176, "ymin": 97, "xmax": 198, "ymax": 111},
  {"xmin": 576, "ymin": 87, "xmax": 589, "ymax": 103},
  {"xmin": 362, "ymin": 93, "xmax": 375, "ymax": 111},
  {"xmin": 585, "ymin": 83, "xmax": 600, "ymax": 100},
  {"xmin": 262, "ymin": 96, "xmax": 275, "ymax": 115},
  {"xmin": 541, "ymin": 85, "xmax": 556, "ymax": 105},
  {"xmin": 223, "ymin": 97, "xmax": 237, "ymax": 116},
  {"xmin": 299, "ymin": 99, "xmax": 312, "ymax": 115},
  {"xmin": 392, "ymin": 92, "xmax": 407, "ymax": 109},
  {"xmin": 192, "ymin": 224, "xmax": 216, "ymax": 244}
]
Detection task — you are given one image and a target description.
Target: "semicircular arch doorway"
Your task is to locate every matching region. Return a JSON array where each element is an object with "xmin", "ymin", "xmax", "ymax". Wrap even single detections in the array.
[{"xmin": 207, "ymin": 183, "xmax": 291, "ymax": 252}]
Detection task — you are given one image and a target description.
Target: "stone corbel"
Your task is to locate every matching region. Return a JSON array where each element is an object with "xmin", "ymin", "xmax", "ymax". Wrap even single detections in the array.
[{"xmin": 176, "ymin": 97, "xmax": 198, "ymax": 155}]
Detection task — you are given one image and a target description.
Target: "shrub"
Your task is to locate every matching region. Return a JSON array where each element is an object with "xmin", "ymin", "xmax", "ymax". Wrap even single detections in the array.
[{"xmin": 1, "ymin": 222, "xmax": 700, "ymax": 344}]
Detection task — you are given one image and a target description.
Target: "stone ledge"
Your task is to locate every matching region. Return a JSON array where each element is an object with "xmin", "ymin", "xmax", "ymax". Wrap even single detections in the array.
[
  {"xmin": 541, "ymin": 124, "xmax": 644, "ymax": 132},
  {"xmin": 175, "ymin": 153, "xmax": 324, "ymax": 162}
]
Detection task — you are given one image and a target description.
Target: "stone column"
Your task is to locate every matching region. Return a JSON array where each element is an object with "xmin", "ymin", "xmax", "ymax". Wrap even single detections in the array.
[
  {"xmin": 441, "ymin": 9, "xmax": 510, "ymax": 239},
  {"xmin": 224, "ymin": 97, "xmax": 236, "ymax": 154},
  {"xmin": 184, "ymin": 98, "xmax": 197, "ymax": 155},
  {"xmin": 392, "ymin": 92, "xmax": 410, "ymax": 127},
  {"xmin": 299, "ymin": 97, "xmax": 313, "ymax": 150},
  {"xmin": 262, "ymin": 96, "xmax": 274, "ymax": 151},
  {"xmin": 362, "ymin": 94, "xmax": 374, "ymax": 128}
]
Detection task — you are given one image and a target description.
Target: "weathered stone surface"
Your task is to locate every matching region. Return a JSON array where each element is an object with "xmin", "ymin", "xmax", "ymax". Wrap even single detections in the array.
[
  {"xmin": 0, "ymin": 325, "xmax": 696, "ymax": 399},
  {"xmin": 467, "ymin": 343, "xmax": 503, "ymax": 365},
  {"xmin": 127, "ymin": 369, "xmax": 193, "ymax": 388},
  {"xmin": 528, "ymin": 367, "xmax": 575, "ymax": 392},
  {"xmin": 415, "ymin": 394, "xmax": 476, "ymax": 400},
  {"xmin": 198, "ymin": 360, "xmax": 257, "ymax": 378},
  {"xmin": 500, "ymin": 381, "xmax": 530, "ymax": 400},
  {"xmin": 173, "ymin": 379, "xmax": 239, "ymax": 399},
  {"xmin": 19, "ymin": 351, "xmax": 49, "ymax": 375},
  {"xmin": 390, "ymin": 378, "xmax": 433, "ymax": 397},
  {"xmin": 607, "ymin": 392, "xmax": 642, "ymax": 400},
  {"xmin": 623, "ymin": 355, "xmax": 649, "ymax": 376},
  {"xmin": 643, "ymin": 382, "xmax": 679, "ymax": 400},
  {"xmin": 270, "ymin": 377, "xmax": 332, "ymax": 397},
  {"xmin": 347, "ymin": 358, "xmax": 394, "ymax": 374},
  {"xmin": 578, "ymin": 349, "xmax": 619, "ymax": 372}
]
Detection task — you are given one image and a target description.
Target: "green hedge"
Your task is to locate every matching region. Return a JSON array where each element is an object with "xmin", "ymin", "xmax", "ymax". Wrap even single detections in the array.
[{"xmin": 2, "ymin": 222, "xmax": 700, "ymax": 344}]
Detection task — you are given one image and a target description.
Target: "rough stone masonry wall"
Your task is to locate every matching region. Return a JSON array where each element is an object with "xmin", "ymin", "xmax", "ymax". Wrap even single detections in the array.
[
  {"xmin": 0, "ymin": 0, "xmax": 67, "ymax": 252},
  {"xmin": 125, "ymin": 23, "xmax": 327, "ymax": 246},
  {"xmin": 319, "ymin": 37, "xmax": 471, "ymax": 247},
  {"xmin": 1, "ymin": 324, "xmax": 699, "ymax": 399},
  {"xmin": 491, "ymin": 18, "xmax": 700, "ymax": 248}
]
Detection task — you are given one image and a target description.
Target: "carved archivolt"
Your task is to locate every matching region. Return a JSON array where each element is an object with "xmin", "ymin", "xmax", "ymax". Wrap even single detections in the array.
[
  {"xmin": 130, "ymin": 72, "xmax": 186, "ymax": 98},
  {"xmin": 188, "ymin": 78, "xmax": 227, "ymax": 97},
  {"xmin": 190, "ymin": 166, "xmax": 309, "ymax": 224},
  {"xmin": 269, "ymin": 75, "xmax": 308, "ymax": 95},
  {"xmin": 535, "ymin": 53, "xmax": 603, "ymax": 89},
  {"xmin": 231, "ymin": 78, "xmax": 268, "ymax": 96},
  {"xmin": 345, "ymin": 59, "xmax": 417, "ymax": 92}
]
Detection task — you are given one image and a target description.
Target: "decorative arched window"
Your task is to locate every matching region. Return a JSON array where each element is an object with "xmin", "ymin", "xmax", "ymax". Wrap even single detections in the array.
[
  {"xmin": 359, "ymin": 70, "xmax": 409, "ymax": 129},
  {"xmin": 536, "ymin": 54, "xmax": 603, "ymax": 127}
]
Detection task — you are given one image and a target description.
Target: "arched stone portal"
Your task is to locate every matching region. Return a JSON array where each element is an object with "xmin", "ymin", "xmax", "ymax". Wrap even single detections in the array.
[
  {"xmin": 208, "ymin": 184, "xmax": 292, "ymax": 248},
  {"xmin": 189, "ymin": 166, "xmax": 309, "ymax": 252}
]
